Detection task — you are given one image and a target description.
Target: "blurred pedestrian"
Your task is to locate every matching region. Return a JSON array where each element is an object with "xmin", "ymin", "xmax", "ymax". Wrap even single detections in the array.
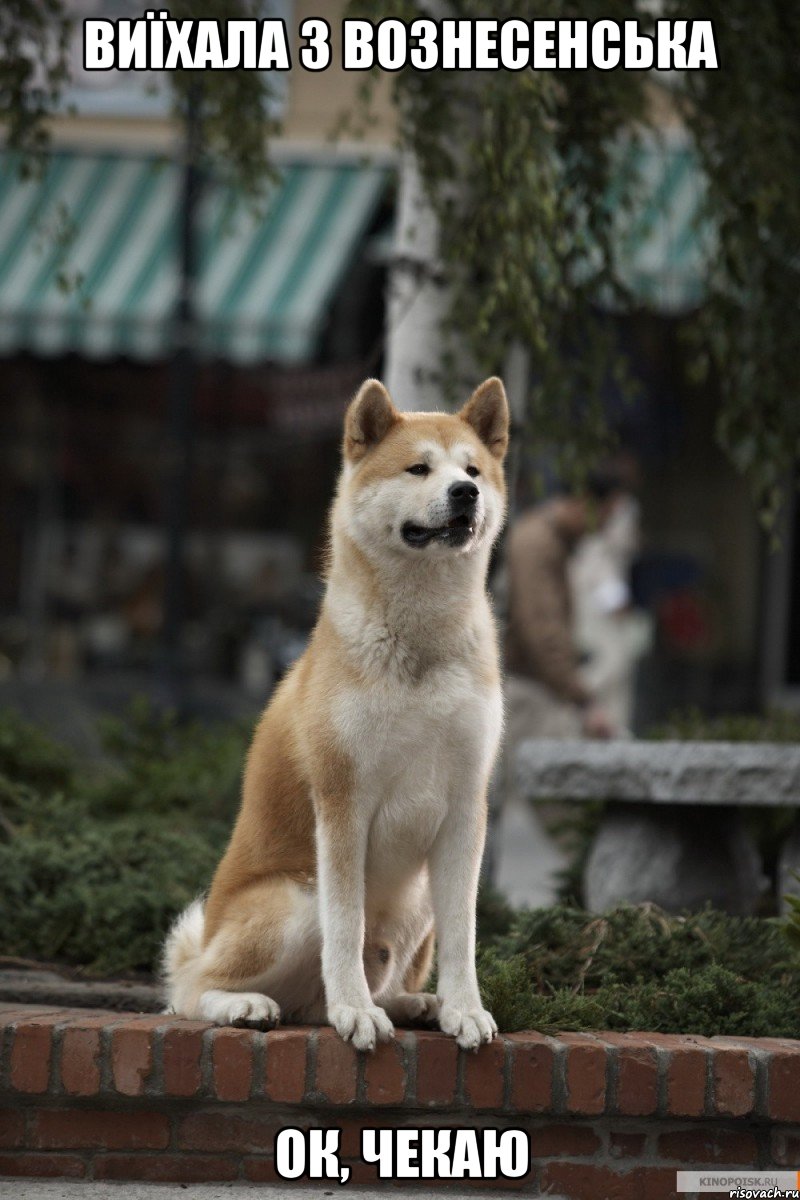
[
  {"xmin": 570, "ymin": 489, "xmax": 652, "ymax": 733},
  {"xmin": 503, "ymin": 468, "xmax": 627, "ymax": 745},
  {"xmin": 488, "ymin": 469, "xmax": 629, "ymax": 907}
]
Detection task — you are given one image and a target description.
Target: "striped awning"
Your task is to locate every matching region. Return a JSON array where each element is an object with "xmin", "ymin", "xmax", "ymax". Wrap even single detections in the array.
[
  {"xmin": 610, "ymin": 133, "xmax": 712, "ymax": 313},
  {"xmin": 0, "ymin": 152, "xmax": 389, "ymax": 364}
]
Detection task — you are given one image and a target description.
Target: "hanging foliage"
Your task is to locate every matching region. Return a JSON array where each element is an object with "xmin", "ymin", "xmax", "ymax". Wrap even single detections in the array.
[
  {"xmin": 673, "ymin": 0, "xmax": 800, "ymax": 528},
  {"xmin": 1, "ymin": 0, "xmax": 279, "ymax": 194},
  {"xmin": 350, "ymin": 0, "xmax": 800, "ymax": 520},
  {"xmin": 0, "ymin": 0, "xmax": 72, "ymax": 167},
  {"xmin": 349, "ymin": 0, "xmax": 649, "ymax": 485}
]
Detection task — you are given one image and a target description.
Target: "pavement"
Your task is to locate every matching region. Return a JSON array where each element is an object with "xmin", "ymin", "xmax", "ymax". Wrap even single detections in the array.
[
  {"xmin": 0, "ymin": 966, "xmax": 161, "ymax": 1012},
  {"xmin": 1, "ymin": 1184, "xmax": 539, "ymax": 1199}
]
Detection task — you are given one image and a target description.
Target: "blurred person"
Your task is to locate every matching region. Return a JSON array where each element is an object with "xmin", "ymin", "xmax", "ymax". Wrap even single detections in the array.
[
  {"xmin": 570, "ymin": 459, "xmax": 653, "ymax": 733},
  {"xmin": 570, "ymin": 491, "xmax": 653, "ymax": 733},
  {"xmin": 489, "ymin": 469, "xmax": 628, "ymax": 909},
  {"xmin": 503, "ymin": 469, "xmax": 627, "ymax": 744}
]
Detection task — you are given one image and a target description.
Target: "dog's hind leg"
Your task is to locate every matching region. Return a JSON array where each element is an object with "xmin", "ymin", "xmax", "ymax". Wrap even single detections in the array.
[
  {"xmin": 381, "ymin": 926, "xmax": 440, "ymax": 1026},
  {"xmin": 198, "ymin": 988, "xmax": 281, "ymax": 1029},
  {"xmin": 165, "ymin": 876, "xmax": 322, "ymax": 1027},
  {"xmin": 403, "ymin": 926, "xmax": 436, "ymax": 993}
]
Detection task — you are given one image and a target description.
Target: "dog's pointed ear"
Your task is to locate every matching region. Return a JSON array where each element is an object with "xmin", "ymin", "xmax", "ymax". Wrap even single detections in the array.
[
  {"xmin": 459, "ymin": 377, "xmax": 509, "ymax": 460},
  {"xmin": 344, "ymin": 379, "xmax": 400, "ymax": 462}
]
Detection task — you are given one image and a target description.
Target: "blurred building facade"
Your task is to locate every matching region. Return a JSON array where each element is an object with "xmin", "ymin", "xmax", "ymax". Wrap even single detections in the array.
[
  {"xmin": 0, "ymin": 0, "xmax": 398, "ymax": 699},
  {"xmin": 0, "ymin": 9, "xmax": 791, "ymax": 724}
]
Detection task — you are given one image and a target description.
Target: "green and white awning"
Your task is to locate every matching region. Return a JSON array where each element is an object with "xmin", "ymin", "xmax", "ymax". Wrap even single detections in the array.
[
  {"xmin": 0, "ymin": 135, "xmax": 708, "ymax": 362},
  {"xmin": 0, "ymin": 152, "xmax": 389, "ymax": 363},
  {"xmin": 610, "ymin": 133, "xmax": 712, "ymax": 313}
]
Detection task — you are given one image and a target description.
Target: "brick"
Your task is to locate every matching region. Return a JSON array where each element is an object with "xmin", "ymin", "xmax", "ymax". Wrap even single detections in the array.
[
  {"xmin": 636, "ymin": 1032, "xmax": 711, "ymax": 1120},
  {"xmin": 60, "ymin": 1026, "xmax": 104, "ymax": 1097},
  {"xmin": 0, "ymin": 1106, "xmax": 25, "ymax": 1148},
  {"xmin": 95, "ymin": 1154, "xmax": 239, "ymax": 1183},
  {"xmin": 666, "ymin": 1044, "xmax": 708, "ymax": 1118},
  {"xmin": 111, "ymin": 1024, "xmax": 156, "ymax": 1096},
  {"xmin": 0, "ymin": 1152, "xmax": 86, "ymax": 1178},
  {"xmin": 712, "ymin": 1035, "xmax": 786, "ymax": 1052},
  {"xmin": 771, "ymin": 1129, "xmax": 800, "ymax": 1167},
  {"xmin": 363, "ymin": 1035, "xmax": 407, "ymax": 1105},
  {"xmin": 609, "ymin": 1131, "xmax": 647, "ymax": 1159},
  {"xmin": 463, "ymin": 1036, "xmax": 505, "ymax": 1110},
  {"xmin": 161, "ymin": 1022, "xmax": 207, "ymax": 1097},
  {"xmin": 9, "ymin": 1016, "xmax": 62, "ymax": 1093},
  {"xmin": 640, "ymin": 1165, "xmax": 683, "ymax": 1200},
  {"xmin": 177, "ymin": 1110, "xmax": 287, "ymax": 1153},
  {"xmin": 508, "ymin": 1033, "xmax": 555, "ymax": 1114},
  {"xmin": 339, "ymin": 1116, "xmax": 400, "ymax": 1159},
  {"xmin": 336, "ymin": 1158, "xmax": 382, "ymax": 1187},
  {"xmin": 315, "ymin": 1028, "xmax": 358, "ymax": 1104},
  {"xmin": 603, "ymin": 1035, "xmax": 658, "ymax": 1116},
  {"xmin": 31, "ymin": 1109, "xmax": 169, "ymax": 1151},
  {"xmin": 530, "ymin": 1123, "xmax": 600, "ymax": 1158},
  {"xmin": 263, "ymin": 1028, "xmax": 308, "ymax": 1103},
  {"xmin": 244, "ymin": 1158, "xmax": 281, "ymax": 1183},
  {"xmin": 658, "ymin": 1127, "xmax": 758, "ymax": 1165},
  {"xmin": 415, "ymin": 1032, "xmax": 458, "ymax": 1106},
  {"xmin": 713, "ymin": 1047, "xmax": 755, "ymax": 1117},
  {"xmin": 562, "ymin": 1033, "xmax": 606, "ymax": 1116},
  {"xmin": 0, "ymin": 1008, "xmax": 63, "ymax": 1036},
  {"xmin": 769, "ymin": 1048, "xmax": 800, "ymax": 1122},
  {"xmin": 540, "ymin": 1162, "xmax": 638, "ymax": 1200},
  {"xmin": 60, "ymin": 1012, "xmax": 121, "ymax": 1035},
  {"xmin": 211, "ymin": 1027, "xmax": 254, "ymax": 1101},
  {"xmin": 0, "ymin": 1005, "xmax": 65, "ymax": 1024},
  {"xmin": 68, "ymin": 1007, "xmax": 129, "ymax": 1019}
]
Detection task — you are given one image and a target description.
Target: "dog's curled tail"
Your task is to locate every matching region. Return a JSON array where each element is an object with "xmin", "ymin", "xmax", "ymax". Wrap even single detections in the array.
[{"xmin": 161, "ymin": 898, "xmax": 205, "ymax": 1014}]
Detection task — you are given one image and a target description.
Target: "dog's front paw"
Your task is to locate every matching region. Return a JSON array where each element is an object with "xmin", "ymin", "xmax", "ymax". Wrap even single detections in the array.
[
  {"xmin": 329, "ymin": 1003, "xmax": 394, "ymax": 1051},
  {"xmin": 438, "ymin": 1002, "xmax": 497, "ymax": 1050}
]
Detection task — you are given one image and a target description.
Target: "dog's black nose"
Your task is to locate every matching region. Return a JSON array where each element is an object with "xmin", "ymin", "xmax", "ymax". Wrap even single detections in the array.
[{"xmin": 448, "ymin": 480, "xmax": 479, "ymax": 508}]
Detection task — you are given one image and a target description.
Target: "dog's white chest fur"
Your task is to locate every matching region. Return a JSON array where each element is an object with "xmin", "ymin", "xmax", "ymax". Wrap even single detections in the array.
[{"xmin": 333, "ymin": 659, "xmax": 502, "ymax": 891}]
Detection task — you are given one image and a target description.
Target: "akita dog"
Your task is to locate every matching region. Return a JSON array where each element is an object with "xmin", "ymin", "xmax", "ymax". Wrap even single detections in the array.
[{"xmin": 163, "ymin": 376, "xmax": 509, "ymax": 1051}]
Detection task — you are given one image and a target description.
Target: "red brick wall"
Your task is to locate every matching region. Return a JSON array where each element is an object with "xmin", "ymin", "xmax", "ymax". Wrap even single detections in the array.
[{"xmin": 1, "ymin": 1004, "xmax": 799, "ymax": 1197}]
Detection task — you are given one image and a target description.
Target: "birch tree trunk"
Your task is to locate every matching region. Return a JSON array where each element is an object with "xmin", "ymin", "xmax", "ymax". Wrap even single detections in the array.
[{"xmin": 383, "ymin": 151, "xmax": 452, "ymax": 412}]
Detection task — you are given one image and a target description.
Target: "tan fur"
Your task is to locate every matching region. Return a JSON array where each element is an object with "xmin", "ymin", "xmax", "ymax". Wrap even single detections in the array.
[
  {"xmin": 403, "ymin": 928, "xmax": 436, "ymax": 993},
  {"xmin": 164, "ymin": 377, "xmax": 509, "ymax": 1050}
]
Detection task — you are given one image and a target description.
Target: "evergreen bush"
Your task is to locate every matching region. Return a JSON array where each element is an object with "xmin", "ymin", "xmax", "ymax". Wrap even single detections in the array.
[{"xmin": 2, "ymin": 706, "xmax": 799, "ymax": 1035}]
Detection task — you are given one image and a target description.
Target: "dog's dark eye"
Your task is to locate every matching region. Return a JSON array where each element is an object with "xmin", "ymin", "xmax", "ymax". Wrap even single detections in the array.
[
  {"xmin": 406, "ymin": 463, "xmax": 430, "ymax": 476},
  {"xmin": 466, "ymin": 465, "xmax": 480, "ymax": 478}
]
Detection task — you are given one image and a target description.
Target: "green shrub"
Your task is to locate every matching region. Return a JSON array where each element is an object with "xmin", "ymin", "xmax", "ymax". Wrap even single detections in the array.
[
  {"xmin": 478, "ymin": 958, "xmax": 800, "ymax": 1040},
  {"xmin": 0, "ymin": 810, "xmax": 226, "ymax": 974},
  {"xmin": 648, "ymin": 706, "xmax": 800, "ymax": 743},
  {"xmin": 90, "ymin": 697, "xmax": 248, "ymax": 820},
  {"xmin": 0, "ymin": 707, "xmax": 74, "ymax": 791},
  {"xmin": 2, "ymin": 705, "xmax": 800, "ymax": 1038},
  {"xmin": 493, "ymin": 903, "xmax": 795, "ymax": 989},
  {"xmin": 785, "ymin": 873, "xmax": 800, "ymax": 954},
  {"xmin": 0, "ymin": 701, "xmax": 246, "ymax": 975},
  {"xmin": 475, "ymin": 903, "xmax": 800, "ymax": 1037}
]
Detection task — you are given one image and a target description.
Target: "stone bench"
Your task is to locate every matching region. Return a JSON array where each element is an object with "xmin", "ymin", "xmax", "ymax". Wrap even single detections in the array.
[{"xmin": 516, "ymin": 740, "xmax": 800, "ymax": 914}]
